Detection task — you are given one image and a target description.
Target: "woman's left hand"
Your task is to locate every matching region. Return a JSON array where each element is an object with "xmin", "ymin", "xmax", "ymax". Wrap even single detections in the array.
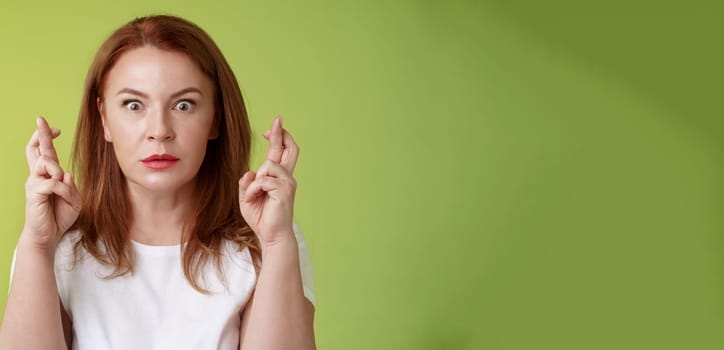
[{"xmin": 239, "ymin": 116, "xmax": 299, "ymax": 249}]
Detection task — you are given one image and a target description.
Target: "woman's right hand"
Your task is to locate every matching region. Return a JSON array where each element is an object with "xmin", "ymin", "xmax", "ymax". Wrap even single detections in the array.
[{"xmin": 21, "ymin": 116, "xmax": 81, "ymax": 251}]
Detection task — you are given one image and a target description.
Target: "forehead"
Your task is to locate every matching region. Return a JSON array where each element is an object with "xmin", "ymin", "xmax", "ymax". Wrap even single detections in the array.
[{"xmin": 103, "ymin": 46, "xmax": 214, "ymax": 96}]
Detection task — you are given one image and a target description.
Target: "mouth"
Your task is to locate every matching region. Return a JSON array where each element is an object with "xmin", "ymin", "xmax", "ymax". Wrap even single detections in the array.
[{"xmin": 142, "ymin": 154, "xmax": 179, "ymax": 169}]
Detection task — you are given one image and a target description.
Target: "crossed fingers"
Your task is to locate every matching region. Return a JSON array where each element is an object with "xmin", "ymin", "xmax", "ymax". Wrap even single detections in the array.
[
  {"xmin": 26, "ymin": 117, "xmax": 62, "ymax": 180},
  {"xmin": 263, "ymin": 116, "xmax": 299, "ymax": 174}
]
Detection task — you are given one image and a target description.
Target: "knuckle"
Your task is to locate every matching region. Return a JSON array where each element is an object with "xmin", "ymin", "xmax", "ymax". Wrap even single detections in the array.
[
  {"xmin": 33, "ymin": 159, "xmax": 45, "ymax": 171},
  {"xmin": 39, "ymin": 155, "xmax": 53, "ymax": 164},
  {"xmin": 31, "ymin": 180, "xmax": 48, "ymax": 193}
]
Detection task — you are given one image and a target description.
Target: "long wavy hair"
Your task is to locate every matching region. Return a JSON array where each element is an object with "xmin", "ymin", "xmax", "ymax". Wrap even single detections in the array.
[{"xmin": 69, "ymin": 14, "xmax": 260, "ymax": 292}]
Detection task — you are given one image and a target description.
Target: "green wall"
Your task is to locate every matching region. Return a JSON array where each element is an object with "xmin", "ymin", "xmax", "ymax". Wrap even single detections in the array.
[{"xmin": 1, "ymin": 1, "xmax": 722, "ymax": 349}]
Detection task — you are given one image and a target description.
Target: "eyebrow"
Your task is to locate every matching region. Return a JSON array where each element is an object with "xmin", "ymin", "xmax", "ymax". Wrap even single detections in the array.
[{"xmin": 115, "ymin": 87, "xmax": 203, "ymax": 99}]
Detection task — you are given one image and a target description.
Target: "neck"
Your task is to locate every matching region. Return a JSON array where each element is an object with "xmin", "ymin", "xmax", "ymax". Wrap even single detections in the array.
[{"xmin": 126, "ymin": 179, "xmax": 197, "ymax": 246}]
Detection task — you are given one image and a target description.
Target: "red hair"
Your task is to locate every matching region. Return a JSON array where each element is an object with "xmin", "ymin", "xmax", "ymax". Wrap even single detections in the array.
[{"xmin": 70, "ymin": 14, "xmax": 259, "ymax": 292}]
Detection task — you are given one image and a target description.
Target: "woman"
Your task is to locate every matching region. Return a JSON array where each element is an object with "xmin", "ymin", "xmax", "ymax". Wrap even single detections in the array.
[{"xmin": 0, "ymin": 15, "xmax": 316, "ymax": 350}]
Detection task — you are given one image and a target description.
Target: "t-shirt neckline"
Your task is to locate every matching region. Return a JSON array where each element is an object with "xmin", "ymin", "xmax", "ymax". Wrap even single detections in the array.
[{"xmin": 130, "ymin": 239, "xmax": 186, "ymax": 256}]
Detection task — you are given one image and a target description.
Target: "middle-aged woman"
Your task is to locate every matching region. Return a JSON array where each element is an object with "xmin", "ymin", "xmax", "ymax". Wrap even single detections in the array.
[{"xmin": 0, "ymin": 14, "xmax": 316, "ymax": 350}]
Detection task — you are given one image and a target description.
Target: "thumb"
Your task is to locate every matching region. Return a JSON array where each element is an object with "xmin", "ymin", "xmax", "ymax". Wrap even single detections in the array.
[
  {"xmin": 63, "ymin": 173, "xmax": 82, "ymax": 210},
  {"xmin": 63, "ymin": 172, "xmax": 73, "ymax": 186}
]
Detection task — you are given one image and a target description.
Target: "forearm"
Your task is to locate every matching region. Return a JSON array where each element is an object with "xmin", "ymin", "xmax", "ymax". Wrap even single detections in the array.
[
  {"xmin": 0, "ymin": 234, "xmax": 67, "ymax": 350},
  {"xmin": 240, "ymin": 236, "xmax": 315, "ymax": 350}
]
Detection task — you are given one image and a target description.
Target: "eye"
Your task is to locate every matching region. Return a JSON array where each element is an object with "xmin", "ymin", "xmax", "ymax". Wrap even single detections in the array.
[
  {"xmin": 122, "ymin": 100, "xmax": 142, "ymax": 112},
  {"xmin": 174, "ymin": 100, "xmax": 195, "ymax": 112}
]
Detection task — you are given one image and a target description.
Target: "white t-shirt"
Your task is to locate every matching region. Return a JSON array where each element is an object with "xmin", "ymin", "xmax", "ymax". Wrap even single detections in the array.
[{"xmin": 10, "ymin": 223, "xmax": 315, "ymax": 350}]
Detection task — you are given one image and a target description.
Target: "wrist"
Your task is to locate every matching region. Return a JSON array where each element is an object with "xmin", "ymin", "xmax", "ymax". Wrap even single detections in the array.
[
  {"xmin": 18, "ymin": 228, "xmax": 58, "ymax": 256},
  {"xmin": 17, "ymin": 233, "xmax": 56, "ymax": 262},
  {"xmin": 260, "ymin": 233, "xmax": 299, "ymax": 262},
  {"xmin": 260, "ymin": 228, "xmax": 297, "ymax": 249}
]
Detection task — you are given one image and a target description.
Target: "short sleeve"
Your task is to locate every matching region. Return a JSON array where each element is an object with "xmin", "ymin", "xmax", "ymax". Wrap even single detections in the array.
[
  {"xmin": 293, "ymin": 222, "xmax": 316, "ymax": 308},
  {"xmin": 8, "ymin": 248, "xmax": 17, "ymax": 295}
]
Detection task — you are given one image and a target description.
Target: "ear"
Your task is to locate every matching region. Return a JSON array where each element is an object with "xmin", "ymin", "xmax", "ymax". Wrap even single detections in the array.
[{"xmin": 97, "ymin": 97, "xmax": 113, "ymax": 142}]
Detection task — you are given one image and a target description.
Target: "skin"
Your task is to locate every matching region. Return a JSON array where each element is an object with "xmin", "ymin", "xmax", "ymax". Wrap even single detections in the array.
[
  {"xmin": 98, "ymin": 46, "xmax": 219, "ymax": 245},
  {"xmin": 0, "ymin": 46, "xmax": 315, "ymax": 349},
  {"xmin": 239, "ymin": 118, "xmax": 316, "ymax": 349},
  {"xmin": 0, "ymin": 117, "xmax": 78, "ymax": 350}
]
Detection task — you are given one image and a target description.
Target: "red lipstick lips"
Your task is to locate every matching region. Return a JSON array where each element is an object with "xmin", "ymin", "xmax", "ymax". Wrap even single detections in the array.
[{"xmin": 142, "ymin": 154, "xmax": 179, "ymax": 170}]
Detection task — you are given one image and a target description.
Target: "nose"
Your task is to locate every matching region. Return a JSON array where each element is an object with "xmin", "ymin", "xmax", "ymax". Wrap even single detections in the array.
[{"xmin": 146, "ymin": 108, "xmax": 175, "ymax": 142}]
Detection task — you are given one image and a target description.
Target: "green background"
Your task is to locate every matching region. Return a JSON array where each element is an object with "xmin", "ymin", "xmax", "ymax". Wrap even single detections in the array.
[{"xmin": 1, "ymin": 1, "xmax": 722, "ymax": 349}]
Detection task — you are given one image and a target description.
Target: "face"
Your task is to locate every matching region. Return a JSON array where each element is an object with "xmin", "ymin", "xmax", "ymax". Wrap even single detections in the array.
[{"xmin": 98, "ymin": 46, "xmax": 218, "ymax": 194}]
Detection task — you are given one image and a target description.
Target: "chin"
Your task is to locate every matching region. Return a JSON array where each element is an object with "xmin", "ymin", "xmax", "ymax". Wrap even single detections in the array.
[{"xmin": 126, "ymin": 173, "xmax": 197, "ymax": 194}]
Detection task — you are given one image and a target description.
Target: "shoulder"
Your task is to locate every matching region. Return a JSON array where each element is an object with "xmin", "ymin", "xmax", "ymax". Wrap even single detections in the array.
[
  {"xmin": 54, "ymin": 229, "xmax": 91, "ymax": 309},
  {"xmin": 219, "ymin": 238, "xmax": 256, "ymax": 275},
  {"xmin": 55, "ymin": 229, "xmax": 84, "ymax": 269},
  {"xmin": 293, "ymin": 222, "xmax": 317, "ymax": 307},
  {"xmin": 58, "ymin": 229, "xmax": 82, "ymax": 248}
]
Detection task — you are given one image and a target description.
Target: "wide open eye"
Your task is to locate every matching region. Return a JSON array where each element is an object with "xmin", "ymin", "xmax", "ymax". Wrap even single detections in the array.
[
  {"xmin": 122, "ymin": 100, "xmax": 143, "ymax": 112},
  {"xmin": 175, "ymin": 100, "xmax": 195, "ymax": 112}
]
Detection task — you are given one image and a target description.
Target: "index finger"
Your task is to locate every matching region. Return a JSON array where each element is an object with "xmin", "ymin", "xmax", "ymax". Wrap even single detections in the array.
[{"xmin": 37, "ymin": 116, "xmax": 59, "ymax": 162}]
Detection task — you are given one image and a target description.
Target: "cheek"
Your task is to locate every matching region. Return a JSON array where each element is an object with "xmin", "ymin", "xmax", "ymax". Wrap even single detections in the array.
[
  {"xmin": 178, "ymin": 112, "xmax": 216, "ymax": 149},
  {"xmin": 177, "ymin": 126, "xmax": 211, "ymax": 158},
  {"xmin": 180, "ymin": 125, "xmax": 215, "ymax": 172},
  {"xmin": 107, "ymin": 122, "xmax": 144, "ymax": 161}
]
